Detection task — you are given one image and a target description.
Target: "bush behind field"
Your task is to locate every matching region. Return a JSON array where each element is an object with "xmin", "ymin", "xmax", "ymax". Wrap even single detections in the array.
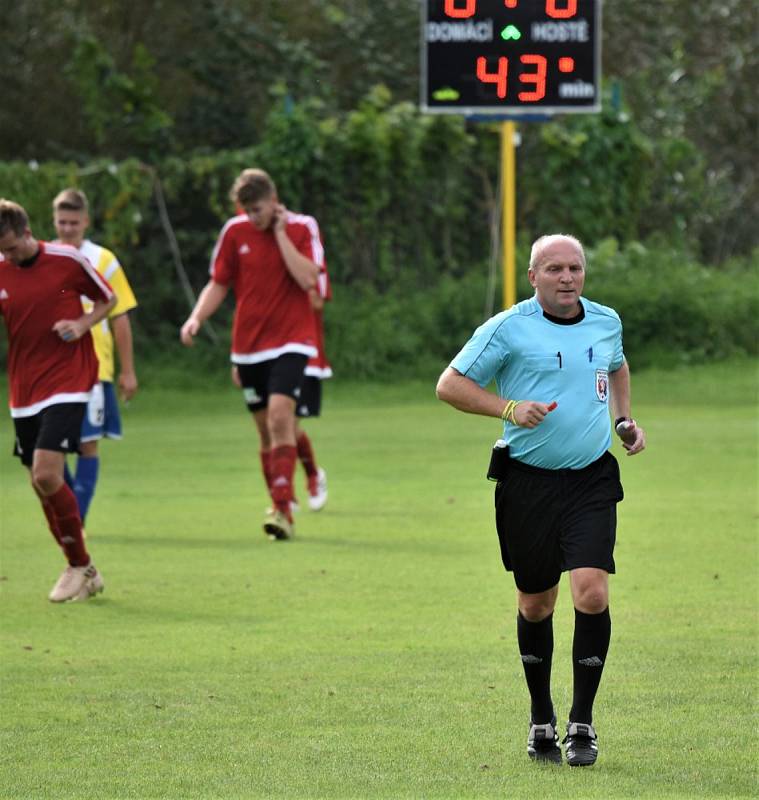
[
  {"xmin": 143, "ymin": 239, "xmax": 756, "ymax": 383},
  {"xmin": 0, "ymin": 237, "xmax": 756, "ymax": 382},
  {"xmin": 0, "ymin": 91, "xmax": 756, "ymax": 378},
  {"xmin": 325, "ymin": 240, "xmax": 758, "ymax": 378},
  {"xmin": 581, "ymin": 240, "xmax": 759, "ymax": 368}
]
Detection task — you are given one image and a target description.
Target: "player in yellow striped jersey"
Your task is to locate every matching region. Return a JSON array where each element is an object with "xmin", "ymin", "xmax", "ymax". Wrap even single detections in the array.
[{"xmin": 52, "ymin": 189, "xmax": 138, "ymax": 526}]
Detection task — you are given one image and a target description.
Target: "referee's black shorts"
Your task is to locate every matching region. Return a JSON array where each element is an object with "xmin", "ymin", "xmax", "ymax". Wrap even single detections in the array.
[{"xmin": 494, "ymin": 450, "xmax": 624, "ymax": 594}]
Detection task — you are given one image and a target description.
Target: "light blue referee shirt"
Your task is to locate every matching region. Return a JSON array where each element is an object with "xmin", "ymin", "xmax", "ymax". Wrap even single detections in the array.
[{"xmin": 450, "ymin": 296, "xmax": 625, "ymax": 469}]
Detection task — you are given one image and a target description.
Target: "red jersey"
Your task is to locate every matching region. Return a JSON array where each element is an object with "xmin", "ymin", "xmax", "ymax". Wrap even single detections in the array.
[
  {"xmin": 210, "ymin": 211, "xmax": 321, "ymax": 364},
  {"xmin": 0, "ymin": 242, "xmax": 115, "ymax": 417},
  {"xmin": 305, "ymin": 264, "xmax": 333, "ymax": 379}
]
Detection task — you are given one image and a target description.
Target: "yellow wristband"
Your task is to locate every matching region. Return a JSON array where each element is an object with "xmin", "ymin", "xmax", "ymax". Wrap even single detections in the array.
[
  {"xmin": 509, "ymin": 400, "xmax": 523, "ymax": 426},
  {"xmin": 501, "ymin": 400, "xmax": 523, "ymax": 425}
]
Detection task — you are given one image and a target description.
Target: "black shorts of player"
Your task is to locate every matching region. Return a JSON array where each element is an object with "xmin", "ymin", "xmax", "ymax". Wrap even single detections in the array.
[
  {"xmin": 296, "ymin": 376, "xmax": 322, "ymax": 418},
  {"xmin": 494, "ymin": 450, "xmax": 624, "ymax": 594},
  {"xmin": 236, "ymin": 353, "xmax": 309, "ymax": 413},
  {"xmin": 12, "ymin": 403, "xmax": 87, "ymax": 468}
]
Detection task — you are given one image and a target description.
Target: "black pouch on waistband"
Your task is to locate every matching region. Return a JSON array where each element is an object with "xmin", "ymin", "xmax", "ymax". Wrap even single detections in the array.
[{"xmin": 487, "ymin": 441, "xmax": 511, "ymax": 482}]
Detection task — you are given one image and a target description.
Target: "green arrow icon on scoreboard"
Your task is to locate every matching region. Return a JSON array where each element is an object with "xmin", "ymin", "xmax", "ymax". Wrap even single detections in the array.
[{"xmin": 501, "ymin": 25, "xmax": 522, "ymax": 40}]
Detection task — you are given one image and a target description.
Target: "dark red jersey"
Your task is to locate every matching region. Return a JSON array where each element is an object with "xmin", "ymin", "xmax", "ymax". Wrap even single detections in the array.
[
  {"xmin": 210, "ymin": 211, "xmax": 321, "ymax": 364},
  {"xmin": 305, "ymin": 264, "xmax": 332, "ymax": 379},
  {"xmin": 0, "ymin": 242, "xmax": 115, "ymax": 417}
]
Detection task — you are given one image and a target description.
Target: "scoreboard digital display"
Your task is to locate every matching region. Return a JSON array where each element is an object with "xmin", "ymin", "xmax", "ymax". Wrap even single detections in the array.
[{"xmin": 421, "ymin": 0, "xmax": 602, "ymax": 116}]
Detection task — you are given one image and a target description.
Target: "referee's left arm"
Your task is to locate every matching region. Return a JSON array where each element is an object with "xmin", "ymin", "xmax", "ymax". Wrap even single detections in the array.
[
  {"xmin": 609, "ymin": 361, "xmax": 631, "ymax": 421},
  {"xmin": 610, "ymin": 362, "xmax": 646, "ymax": 455}
]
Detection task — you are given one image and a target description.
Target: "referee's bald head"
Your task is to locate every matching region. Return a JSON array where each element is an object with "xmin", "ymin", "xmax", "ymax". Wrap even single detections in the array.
[{"xmin": 529, "ymin": 234, "xmax": 586, "ymax": 270}]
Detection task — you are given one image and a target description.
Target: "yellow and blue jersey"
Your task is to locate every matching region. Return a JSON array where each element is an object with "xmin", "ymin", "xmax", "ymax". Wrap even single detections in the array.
[{"xmin": 78, "ymin": 240, "xmax": 137, "ymax": 383}]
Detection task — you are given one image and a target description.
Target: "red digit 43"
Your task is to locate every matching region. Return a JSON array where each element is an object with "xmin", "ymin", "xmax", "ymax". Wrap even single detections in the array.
[{"xmin": 476, "ymin": 54, "xmax": 548, "ymax": 102}]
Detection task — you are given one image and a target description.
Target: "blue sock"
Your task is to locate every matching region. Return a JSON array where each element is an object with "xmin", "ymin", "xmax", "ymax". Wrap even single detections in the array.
[
  {"xmin": 63, "ymin": 461, "xmax": 75, "ymax": 490},
  {"xmin": 73, "ymin": 456, "xmax": 99, "ymax": 524}
]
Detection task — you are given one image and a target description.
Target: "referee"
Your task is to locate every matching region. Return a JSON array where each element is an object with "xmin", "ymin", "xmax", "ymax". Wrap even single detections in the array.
[{"xmin": 436, "ymin": 234, "xmax": 645, "ymax": 767}]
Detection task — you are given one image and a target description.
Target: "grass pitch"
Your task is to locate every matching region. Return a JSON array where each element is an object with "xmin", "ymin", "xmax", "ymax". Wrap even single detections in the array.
[{"xmin": 0, "ymin": 360, "xmax": 756, "ymax": 799}]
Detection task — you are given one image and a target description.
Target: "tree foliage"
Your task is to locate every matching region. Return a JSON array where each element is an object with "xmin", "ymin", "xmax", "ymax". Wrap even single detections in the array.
[
  {"xmin": 602, "ymin": 0, "xmax": 758, "ymax": 261},
  {"xmin": 68, "ymin": 36, "xmax": 172, "ymax": 161},
  {"xmin": 2, "ymin": 92, "xmax": 756, "ymax": 378},
  {"xmin": 0, "ymin": 0, "xmax": 755, "ymax": 264}
]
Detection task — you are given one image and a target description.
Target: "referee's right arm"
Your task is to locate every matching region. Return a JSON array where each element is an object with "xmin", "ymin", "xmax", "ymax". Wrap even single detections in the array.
[
  {"xmin": 436, "ymin": 367, "xmax": 508, "ymax": 419},
  {"xmin": 437, "ymin": 367, "xmax": 555, "ymax": 429}
]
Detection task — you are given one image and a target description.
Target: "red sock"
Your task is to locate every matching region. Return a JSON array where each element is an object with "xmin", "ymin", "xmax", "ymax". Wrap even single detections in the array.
[
  {"xmin": 296, "ymin": 431, "xmax": 318, "ymax": 479},
  {"xmin": 270, "ymin": 445, "xmax": 297, "ymax": 516},
  {"xmin": 259, "ymin": 449, "xmax": 273, "ymax": 492},
  {"xmin": 45, "ymin": 484, "xmax": 90, "ymax": 567},
  {"xmin": 41, "ymin": 499, "xmax": 62, "ymax": 546}
]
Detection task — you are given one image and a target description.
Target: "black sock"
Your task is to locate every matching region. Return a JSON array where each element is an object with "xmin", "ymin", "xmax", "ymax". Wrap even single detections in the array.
[
  {"xmin": 570, "ymin": 607, "xmax": 611, "ymax": 725},
  {"xmin": 516, "ymin": 611, "xmax": 554, "ymax": 724}
]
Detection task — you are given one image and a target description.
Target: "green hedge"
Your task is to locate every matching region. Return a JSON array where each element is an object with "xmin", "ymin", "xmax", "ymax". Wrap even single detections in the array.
[
  {"xmin": 318, "ymin": 240, "xmax": 758, "ymax": 379},
  {"xmin": 312, "ymin": 238, "xmax": 758, "ymax": 379},
  {"xmin": 0, "ymin": 93, "xmax": 756, "ymax": 380},
  {"xmin": 581, "ymin": 240, "xmax": 759, "ymax": 368}
]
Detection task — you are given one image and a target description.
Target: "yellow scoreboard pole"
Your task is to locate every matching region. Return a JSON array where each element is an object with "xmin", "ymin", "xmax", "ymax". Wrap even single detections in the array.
[{"xmin": 500, "ymin": 120, "xmax": 517, "ymax": 310}]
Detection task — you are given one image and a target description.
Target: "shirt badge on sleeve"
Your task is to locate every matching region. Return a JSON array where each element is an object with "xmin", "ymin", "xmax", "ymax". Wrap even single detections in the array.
[{"xmin": 595, "ymin": 369, "xmax": 609, "ymax": 402}]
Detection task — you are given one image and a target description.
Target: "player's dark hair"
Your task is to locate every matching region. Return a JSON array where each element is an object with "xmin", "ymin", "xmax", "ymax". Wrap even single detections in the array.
[
  {"xmin": 0, "ymin": 199, "xmax": 29, "ymax": 237},
  {"xmin": 231, "ymin": 169, "xmax": 277, "ymax": 207},
  {"xmin": 52, "ymin": 188, "xmax": 89, "ymax": 213}
]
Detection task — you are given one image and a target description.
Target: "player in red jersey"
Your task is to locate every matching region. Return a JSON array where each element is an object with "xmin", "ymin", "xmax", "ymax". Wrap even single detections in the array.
[
  {"xmin": 232, "ymin": 265, "xmax": 332, "ymax": 512},
  {"xmin": 0, "ymin": 199, "xmax": 116, "ymax": 602},
  {"xmin": 181, "ymin": 169, "xmax": 320, "ymax": 541}
]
